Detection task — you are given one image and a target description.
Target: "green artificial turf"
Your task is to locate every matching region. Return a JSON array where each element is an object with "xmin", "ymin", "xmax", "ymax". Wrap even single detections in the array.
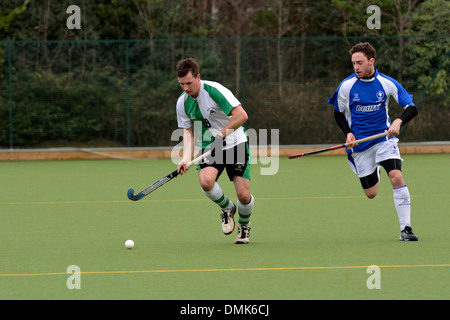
[{"xmin": 0, "ymin": 154, "xmax": 449, "ymax": 300}]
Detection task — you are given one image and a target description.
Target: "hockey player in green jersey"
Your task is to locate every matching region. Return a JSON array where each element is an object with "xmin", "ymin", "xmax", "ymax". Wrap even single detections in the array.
[{"xmin": 175, "ymin": 58, "xmax": 254, "ymax": 244}]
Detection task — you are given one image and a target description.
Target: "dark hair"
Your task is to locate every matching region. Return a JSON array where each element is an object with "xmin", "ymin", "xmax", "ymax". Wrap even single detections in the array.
[
  {"xmin": 176, "ymin": 58, "xmax": 199, "ymax": 78},
  {"xmin": 349, "ymin": 42, "xmax": 376, "ymax": 60}
]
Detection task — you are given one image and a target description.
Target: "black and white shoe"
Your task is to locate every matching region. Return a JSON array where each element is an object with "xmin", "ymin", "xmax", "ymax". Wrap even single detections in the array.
[
  {"xmin": 221, "ymin": 203, "xmax": 236, "ymax": 235},
  {"xmin": 400, "ymin": 226, "xmax": 418, "ymax": 241},
  {"xmin": 235, "ymin": 225, "xmax": 251, "ymax": 244}
]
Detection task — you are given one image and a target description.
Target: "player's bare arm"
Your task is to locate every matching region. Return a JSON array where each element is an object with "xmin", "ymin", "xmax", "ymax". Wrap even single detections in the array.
[
  {"xmin": 177, "ymin": 127, "xmax": 194, "ymax": 174},
  {"xmin": 217, "ymin": 105, "xmax": 248, "ymax": 138}
]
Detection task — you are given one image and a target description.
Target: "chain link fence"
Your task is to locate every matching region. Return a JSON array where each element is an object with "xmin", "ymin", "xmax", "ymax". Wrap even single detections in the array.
[{"xmin": 1, "ymin": 35, "xmax": 448, "ymax": 149}]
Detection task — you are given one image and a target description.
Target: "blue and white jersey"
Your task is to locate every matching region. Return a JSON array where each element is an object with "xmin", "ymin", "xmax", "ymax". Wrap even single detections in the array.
[{"xmin": 328, "ymin": 69, "xmax": 414, "ymax": 153}]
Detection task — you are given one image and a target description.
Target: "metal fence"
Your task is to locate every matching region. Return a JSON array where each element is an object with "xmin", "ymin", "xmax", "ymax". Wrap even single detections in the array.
[{"xmin": 1, "ymin": 35, "xmax": 449, "ymax": 149}]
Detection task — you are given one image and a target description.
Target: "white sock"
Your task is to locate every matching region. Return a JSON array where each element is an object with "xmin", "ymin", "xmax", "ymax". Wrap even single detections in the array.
[
  {"xmin": 202, "ymin": 182, "xmax": 233, "ymax": 210},
  {"xmin": 393, "ymin": 185, "xmax": 411, "ymax": 230},
  {"xmin": 237, "ymin": 195, "xmax": 254, "ymax": 226}
]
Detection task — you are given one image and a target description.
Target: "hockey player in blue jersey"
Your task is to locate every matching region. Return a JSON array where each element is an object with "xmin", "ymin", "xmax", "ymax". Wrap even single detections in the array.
[{"xmin": 328, "ymin": 42, "xmax": 419, "ymax": 241}]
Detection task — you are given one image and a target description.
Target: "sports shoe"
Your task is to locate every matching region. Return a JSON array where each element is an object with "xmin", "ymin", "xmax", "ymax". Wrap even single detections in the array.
[
  {"xmin": 235, "ymin": 225, "xmax": 251, "ymax": 244},
  {"xmin": 399, "ymin": 226, "xmax": 418, "ymax": 241},
  {"xmin": 221, "ymin": 203, "xmax": 236, "ymax": 235}
]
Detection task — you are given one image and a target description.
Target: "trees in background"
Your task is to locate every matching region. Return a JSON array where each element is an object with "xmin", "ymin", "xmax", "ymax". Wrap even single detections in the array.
[{"xmin": 0, "ymin": 0, "xmax": 448, "ymax": 147}]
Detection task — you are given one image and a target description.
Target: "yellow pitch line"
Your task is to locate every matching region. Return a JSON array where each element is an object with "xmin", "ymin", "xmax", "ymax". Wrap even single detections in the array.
[
  {"xmin": 0, "ymin": 194, "xmax": 447, "ymax": 206},
  {"xmin": 1, "ymin": 264, "xmax": 449, "ymax": 277}
]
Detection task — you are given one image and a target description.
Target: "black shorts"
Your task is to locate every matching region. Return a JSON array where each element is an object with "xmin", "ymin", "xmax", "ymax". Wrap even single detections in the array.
[{"xmin": 197, "ymin": 142, "xmax": 251, "ymax": 181}]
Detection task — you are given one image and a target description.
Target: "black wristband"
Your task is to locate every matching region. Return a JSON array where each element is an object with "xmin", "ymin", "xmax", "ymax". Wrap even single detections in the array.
[{"xmin": 399, "ymin": 105, "xmax": 418, "ymax": 125}]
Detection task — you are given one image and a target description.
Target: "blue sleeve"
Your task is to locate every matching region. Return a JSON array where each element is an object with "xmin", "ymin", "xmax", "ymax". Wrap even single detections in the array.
[
  {"xmin": 381, "ymin": 73, "xmax": 415, "ymax": 108},
  {"xmin": 397, "ymin": 84, "xmax": 415, "ymax": 108},
  {"xmin": 327, "ymin": 89, "xmax": 340, "ymax": 111},
  {"xmin": 328, "ymin": 74, "xmax": 356, "ymax": 112}
]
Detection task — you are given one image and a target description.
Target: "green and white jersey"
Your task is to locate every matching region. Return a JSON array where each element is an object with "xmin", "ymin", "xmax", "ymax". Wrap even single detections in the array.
[{"xmin": 176, "ymin": 80, "xmax": 247, "ymax": 149}]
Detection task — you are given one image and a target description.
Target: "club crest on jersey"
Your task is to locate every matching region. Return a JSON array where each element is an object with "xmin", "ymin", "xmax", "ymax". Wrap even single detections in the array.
[{"xmin": 376, "ymin": 91, "xmax": 385, "ymax": 102}]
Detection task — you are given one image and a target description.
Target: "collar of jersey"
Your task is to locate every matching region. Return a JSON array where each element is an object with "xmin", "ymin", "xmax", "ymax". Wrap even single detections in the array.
[{"xmin": 357, "ymin": 69, "xmax": 379, "ymax": 82}]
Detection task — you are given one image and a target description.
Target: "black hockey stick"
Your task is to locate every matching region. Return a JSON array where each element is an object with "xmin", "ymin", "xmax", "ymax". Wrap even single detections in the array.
[{"xmin": 127, "ymin": 149, "xmax": 212, "ymax": 201}]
